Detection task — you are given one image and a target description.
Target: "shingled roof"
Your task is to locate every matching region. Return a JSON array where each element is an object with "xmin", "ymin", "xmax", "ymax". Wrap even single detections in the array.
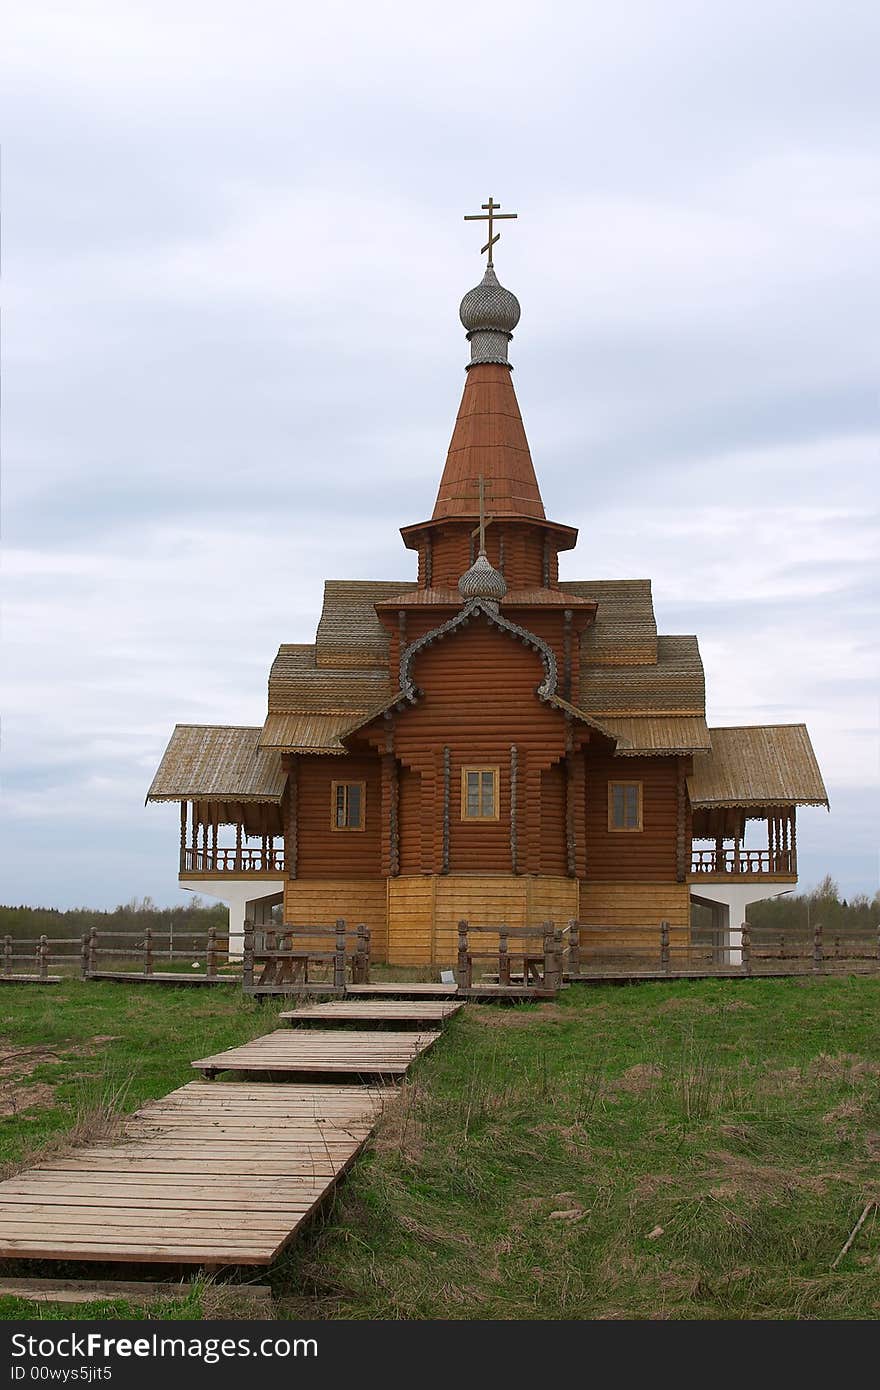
[
  {"xmin": 601, "ymin": 715, "xmax": 711, "ymax": 756},
  {"xmin": 688, "ymin": 725, "xmax": 829, "ymax": 808},
  {"xmin": 147, "ymin": 726, "xmax": 286, "ymax": 803},
  {"xmin": 316, "ymin": 580, "xmax": 417, "ymax": 667},
  {"xmin": 563, "ymin": 579, "xmax": 658, "ymax": 665},
  {"xmin": 268, "ymin": 644, "xmax": 395, "ymax": 712},
  {"xmin": 580, "ymin": 635, "xmax": 705, "ymax": 715}
]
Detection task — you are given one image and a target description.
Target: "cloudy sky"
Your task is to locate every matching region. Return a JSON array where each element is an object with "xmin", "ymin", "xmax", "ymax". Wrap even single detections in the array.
[{"xmin": 2, "ymin": 0, "xmax": 878, "ymax": 908}]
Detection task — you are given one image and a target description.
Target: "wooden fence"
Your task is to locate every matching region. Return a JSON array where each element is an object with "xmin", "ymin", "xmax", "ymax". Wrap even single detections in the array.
[
  {"xmin": 81, "ymin": 927, "xmax": 231, "ymax": 979},
  {"xmin": 455, "ymin": 920, "xmax": 569, "ymax": 994},
  {"xmin": 243, "ymin": 920, "xmax": 371, "ymax": 997},
  {"xmin": 567, "ymin": 920, "xmax": 880, "ymax": 978}
]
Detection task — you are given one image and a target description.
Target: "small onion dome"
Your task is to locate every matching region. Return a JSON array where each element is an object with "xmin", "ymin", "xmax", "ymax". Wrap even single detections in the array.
[
  {"xmin": 458, "ymin": 551, "xmax": 508, "ymax": 601},
  {"xmin": 460, "ymin": 264, "xmax": 521, "ymax": 336}
]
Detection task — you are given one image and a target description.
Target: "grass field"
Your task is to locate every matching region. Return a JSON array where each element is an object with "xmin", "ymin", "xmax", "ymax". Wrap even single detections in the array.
[{"xmin": 1, "ymin": 977, "xmax": 880, "ymax": 1320}]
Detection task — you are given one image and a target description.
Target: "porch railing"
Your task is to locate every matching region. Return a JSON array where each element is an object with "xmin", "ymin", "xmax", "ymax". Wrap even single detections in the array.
[
  {"xmin": 691, "ymin": 847, "xmax": 794, "ymax": 876},
  {"xmin": 181, "ymin": 846, "xmax": 285, "ymax": 874}
]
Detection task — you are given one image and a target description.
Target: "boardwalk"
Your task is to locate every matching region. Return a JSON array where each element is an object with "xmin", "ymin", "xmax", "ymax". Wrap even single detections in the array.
[
  {"xmin": 191, "ymin": 1028, "xmax": 440, "ymax": 1078},
  {"xmin": 346, "ymin": 982, "xmax": 459, "ymax": 998},
  {"xmin": 0, "ymin": 1082, "xmax": 383, "ymax": 1265},
  {"xmin": 280, "ymin": 1000, "xmax": 463, "ymax": 1025}
]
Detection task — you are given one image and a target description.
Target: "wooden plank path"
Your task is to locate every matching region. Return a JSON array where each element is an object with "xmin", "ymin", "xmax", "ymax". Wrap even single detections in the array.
[
  {"xmin": 192, "ymin": 1028, "xmax": 440, "ymax": 1078},
  {"xmin": 345, "ymin": 982, "xmax": 459, "ymax": 998},
  {"xmin": 0, "ymin": 1082, "xmax": 384, "ymax": 1266},
  {"xmin": 280, "ymin": 1000, "xmax": 463, "ymax": 1025},
  {"xmin": 89, "ymin": 972, "xmax": 239, "ymax": 987}
]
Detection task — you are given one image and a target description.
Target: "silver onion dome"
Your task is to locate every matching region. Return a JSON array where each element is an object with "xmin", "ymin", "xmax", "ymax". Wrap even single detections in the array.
[
  {"xmin": 458, "ymin": 551, "xmax": 508, "ymax": 602},
  {"xmin": 459, "ymin": 264, "xmax": 521, "ymax": 369}
]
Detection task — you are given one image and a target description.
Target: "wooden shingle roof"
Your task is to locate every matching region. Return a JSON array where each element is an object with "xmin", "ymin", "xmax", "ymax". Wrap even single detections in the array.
[
  {"xmin": 580, "ymin": 635, "xmax": 705, "ymax": 715},
  {"xmin": 268, "ymin": 645, "xmax": 394, "ymax": 712},
  {"xmin": 316, "ymin": 580, "xmax": 416, "ymax": 667},
  {"xmin": 602, "ymin": 715, "xmax": 711, "ymax": 756},
  {"xmin": 147, "ymin": 726, "xmax": 286, "ymax": 803},
  {"xmin": 564, "ymin": 579, "xmax": 658, "ymax": 665},
  {"xmin": 688, "ymin": 725, "xmax": 829, "ymax": 808},
  {"xmin": 432, "ymin": 363, "xmax": 546, "ymax": 521},
  {"xmin": 259, "ymin": 712, "xmax": 362, "ymax": 754}
]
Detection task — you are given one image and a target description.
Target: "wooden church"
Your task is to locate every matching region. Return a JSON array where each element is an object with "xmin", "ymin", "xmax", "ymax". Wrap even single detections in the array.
[{"xmin": 148, "ymin": 200, "xmax": 828, "ymax": 964}]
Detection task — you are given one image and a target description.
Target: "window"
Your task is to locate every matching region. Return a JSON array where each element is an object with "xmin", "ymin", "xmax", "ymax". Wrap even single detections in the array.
[
  {"xmin": 608, "ymin": 781, "xmax": 643, "ymax": 832},
  {"xmin": 461, "ymin": 767, "xmax": 499, "ymax": 820},
  {"xmin": 331, "ymin": 781, "xmax": 365, "ymax": 831}
]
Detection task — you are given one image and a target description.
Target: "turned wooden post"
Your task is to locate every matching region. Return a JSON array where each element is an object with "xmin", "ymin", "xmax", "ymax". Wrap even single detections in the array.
[
  {"xmin": 80, "ymin": 932, "xmax": 89, "ymax": 980},
  {"xmin": 544, "ymin": 925, "xmax": 564, "ymax": 993},
  {"xmin": 456, "ymin": 920, "xmax": 471, "ymax": 990},
  {"xmin": 660, "ymin": 920, "xmax": 670, "ymax": 974},
  {"xmin": 813, "ymin": 920, "xmax": 823, "ymax": 972},
  {"xmin": 242, "ymin": 920, "xmax": 255, "ymax": 990},
  {"xmin": 354, "ymin": 923, "xmax": 368, "ymax": 984},
  {"xmin": 498, "ymin": 927, "xmax": 510, "ymax": 986},
  {"xmin": 3, "ymin": 935, "xmax": 11, "ymax": 978},
  {"xmin": 39, "ymin": 935, "xmax": 49, "ymax": 983},
  {"xmin": 143, "ymin": 926, "xmax": 153, "ymax": 977},
  {"xmin": 334, "ymin": 918, "xmax": 347, "ymax": 991},
  {"xmin": 740, "ymin": 921, "xmax": 751, "ymax": 976},
  {"xmin": 88, "ymin": 927, "xmax": 97, "ymax": 977},
  {"xmin": 235, "ymin": 822, "xmax": 242, "ymax": 873},
  {"xmin": 206, "ymin": 926, "xmax": 217, "ymax": 978},
  {"xmin": 567, "ymin": 918, "xmax": 580, "ymax": 978}
]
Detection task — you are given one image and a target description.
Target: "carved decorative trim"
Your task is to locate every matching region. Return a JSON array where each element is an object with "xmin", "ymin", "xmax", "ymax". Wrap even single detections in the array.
[
  {"xmin": 442, "ymin": 746, "xmax": 451, "ymax": 874},
  {"xmin": 675, "ymin": 757, "xmax": 687, "ymax": 883},
  {"xmin": 398, "ymin": 598, "xmax": 559, "ymax": 703},
  {"xmin": 498, "ymin": 528, "xmax": 505, "ymax": 575},
  {"xmin": 288, "ymin": 757, "xmax": 298, "ymax": 878},
  {"xmin": 563, "ymin": 609, "xmax": 573, "ymax": 701},
  {"xmin": 542, "ymin": 534, "xmax": 551, "ymax": 587},
  {"xmin": 510, "ymin": 744, "xmax": 518, "ymax": 874},
  {"xmin": 424, "ymin": 536, "xmax": 433, "ymax": 588}
]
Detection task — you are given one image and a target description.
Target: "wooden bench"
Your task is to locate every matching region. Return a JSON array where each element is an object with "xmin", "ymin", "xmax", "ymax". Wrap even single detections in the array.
[{"xmin": 243, "ymin": 920, "xmax": 370, "ymax": 996}]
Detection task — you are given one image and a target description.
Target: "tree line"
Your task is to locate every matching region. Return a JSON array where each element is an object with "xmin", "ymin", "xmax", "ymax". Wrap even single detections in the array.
[{"xmin": 0, "ymin": 896, "xmax": 228, "ymax": 941}]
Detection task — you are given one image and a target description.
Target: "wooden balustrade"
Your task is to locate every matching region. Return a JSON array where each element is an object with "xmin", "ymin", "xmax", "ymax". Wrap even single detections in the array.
[
  {"xmin": 242, "ymin": 919, "xmax": 371, "ymax": 996},
  {"xmin": 180, "ymin": 846, "xmax": 285, "ymax": 874},
  {"xmin": 690, "ymin": 847, "xmax": 794, "ymax": 876},
  {"xmin": 455, "ymin": 920, "xmax": 569, "ymax": 994}
]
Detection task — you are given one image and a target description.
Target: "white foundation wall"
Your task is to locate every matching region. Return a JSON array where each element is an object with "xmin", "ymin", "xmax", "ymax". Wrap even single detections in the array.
[
  {"xmin": 691, "ymin": 883, "xmax": 796, "ymax": 964},
  {"xmin": 180, "ymin": 879, "xmax": 284, "ymax": 959}
]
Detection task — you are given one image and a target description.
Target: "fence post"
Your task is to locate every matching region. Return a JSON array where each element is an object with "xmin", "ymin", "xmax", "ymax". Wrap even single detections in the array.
[
  {"xmin": 456, "ymin": 920, "xmax": 471, "ymax": 990},
  {"xmin": 334, "ymin": 919, "xmax": 347, "ymax": 992},
  {"xmin": 362, "ymin": 926, "xmax": 371, "ymax": 984},
  {"xmin": 498, "ymin": 927, "xmax": 509, "ymax": 986},
  {"xmin": 88, "ymin": 927, "xmax": 97, "ymax": 977},
  {"xmin": 39, "ymin": 935, "xmax": 49, "ymax": 983},
  {"xmin": 80, "ymin": 932, "xmax": 89, "ymax": 980},
  {"xmin": 3, "ymin": 935, "xmax": 11, "ymax": 978},
  {"xmin": 660, "ymin": 920, "xmax": 670, "ymax": 975},
  {"xmin": 242, "ymin": 920, "xmax": 254, "ymax": 991},
  {"xmin": 354, "ymin": 924, "xmax": 367, "ymax": 984},
  {"xmin": 544, "ymin": 925, "xmax": 563, "ymax": 994},
  {"xmin": 813, "ymin": 920, "xmax": 823, "ymax": 973},
  {"xmin": 206, "ymin": 926, "xmax": 217, "ymax": 978},
  {"xmin": 567, "ymin": 918, "xmax": 580, "ymax": 978},
  {"xmin": 740, "ymin": 921, "xmax": 752, "ymax": 976},
  {"xmin": 143, "ymin": 927, "xmax": 153, "ymax": 977}
]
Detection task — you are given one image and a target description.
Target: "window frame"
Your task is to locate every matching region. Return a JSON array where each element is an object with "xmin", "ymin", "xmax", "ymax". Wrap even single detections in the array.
[
  {"xmin": 607, "ymin": 780, "xmax": 643, "ymax": 833},
  {"xmin": 330, "ymin": 779, "xmax": 367, "ymax": 833},
  {"xmin": 460, "ymin": 766, "xmax": 500, "ymax": 822}
]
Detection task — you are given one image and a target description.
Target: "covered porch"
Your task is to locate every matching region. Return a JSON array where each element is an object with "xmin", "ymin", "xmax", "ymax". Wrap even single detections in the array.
[{"xmin": 147, "ymin": 724, "xmax": 289, "ymax": 955}]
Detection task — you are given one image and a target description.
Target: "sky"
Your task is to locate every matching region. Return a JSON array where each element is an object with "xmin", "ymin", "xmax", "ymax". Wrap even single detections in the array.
[{"xmin": 2, "ymin": 0, "xmax": 878, "ymax": 909}]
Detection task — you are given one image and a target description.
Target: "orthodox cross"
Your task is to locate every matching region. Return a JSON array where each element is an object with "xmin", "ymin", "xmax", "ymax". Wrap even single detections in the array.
[
  {"xmin": 463, "ymin": 196, "xmax": 517, "ymax": 266},
  {"xmin": 447, "ymin": 474, "xmax": 495, "ymax": 553}
]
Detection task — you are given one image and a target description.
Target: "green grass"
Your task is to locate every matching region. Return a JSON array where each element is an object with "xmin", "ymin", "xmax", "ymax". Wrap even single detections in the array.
[{"xmin": 2, "ymin": 977, "xmax": 880, "ymax": 1319}]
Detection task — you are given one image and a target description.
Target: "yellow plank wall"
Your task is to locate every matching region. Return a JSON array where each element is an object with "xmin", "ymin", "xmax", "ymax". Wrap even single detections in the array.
[
  {"xmin": 387, "ymin": 875, "xmax": 579, "ymax": 967},
  {"xmin": 283, "ymin": 880, "xmax": 388, "ymax": 959},
  {"xmin": 577, "ymin": 881, "xmax": 691, "ymax": 949}
]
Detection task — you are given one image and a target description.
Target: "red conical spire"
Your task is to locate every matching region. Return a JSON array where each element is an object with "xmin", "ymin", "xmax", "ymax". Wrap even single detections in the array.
[{"xmin": 432, "ymin": 363, "xmax": 545, "ymax": 521}]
